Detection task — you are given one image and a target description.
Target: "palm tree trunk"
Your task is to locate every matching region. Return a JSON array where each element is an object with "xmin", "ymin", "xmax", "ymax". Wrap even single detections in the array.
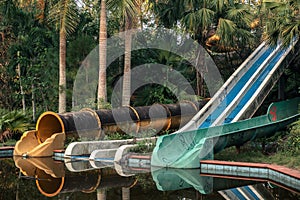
[
  {"xmin": 196, "ymin": 47, "xmax": 206, "ymax": 97},
  {"xmin": 97, "ymin": 189, "xmax": 107, "ymax": 200},
  {"xmin": 32, "ymin": 83, "xmax": 36, "ymax": 121},
  {"xmin": 122, "ymin": 19, "xmax": 132, "ymax": 106},
  {"xmin": 59, "ymin": 30, "xmax": 67, "ymax": 113},
  {"xmin": 17, "ymin": 51, "xmax": 26, "ymax": 113},
  {"xmin": 122, "ymin": 187, "xmax": 130, "ymax": 200},
  {"xmin": 98, "ymin": 0, "xmax": 107, "ymax": 109}
]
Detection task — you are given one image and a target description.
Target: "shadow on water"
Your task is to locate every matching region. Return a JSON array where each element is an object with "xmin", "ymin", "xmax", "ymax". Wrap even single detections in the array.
[{"xmin": 0, "ymin": 157, "xmax": 299, "ymax": 200}]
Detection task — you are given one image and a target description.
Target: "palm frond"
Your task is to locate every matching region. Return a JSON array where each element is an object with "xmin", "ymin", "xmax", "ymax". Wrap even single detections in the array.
[
  {"xmin": 107, "ymin": 0, "xmax": 138, "ymax": 22},
  {"xmin": 182, "ymin": 8, "xmax": 215, "ymax": 32},
  {"xmin": 263, "ymin": 0, "xmax": 300, "ymax": 47},
  {"xmin": 263, "ymin": 0, "xmax": 286, "ymax": 11},
  {"xmin": 281, "ymin": 21, "xmax": 300, "ymax": 46},
  {"xmin": 0, "ymin": 110, "xmax": 32, "ymax": 136},
  {"xmin": 48, "ymin": 0, "xmax": 80, "ymax": 36},
  {"xmin": 213, "ymin": 0, "xmax": 234, "ymax": 13},
  {"xmin": 197, "ymin": 8, "xmax": 215, "ymax": 29},
  {"xmin": 226, "ymin": 4, "xmax": 253, "ymax": 27},
  {"xmin": 216, "ymin": 18, "xmax": 237, "ymax": 45}
]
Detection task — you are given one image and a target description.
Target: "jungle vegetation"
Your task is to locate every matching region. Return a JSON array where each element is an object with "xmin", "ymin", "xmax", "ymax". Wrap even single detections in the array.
[{"xmin": 0, "ymin": 0, "xmax": 299, "ymax": 143}]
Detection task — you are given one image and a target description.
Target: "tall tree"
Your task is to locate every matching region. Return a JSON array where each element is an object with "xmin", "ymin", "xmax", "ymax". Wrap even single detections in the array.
[
  {"xmin": 152, "ymin": 0, "xmax": 256, "ymax": 97},
  {"xmin": 107, "ymin": 0, "xmax": 138, "ymax": 106},
  {"xmin": 98, "ymin": 0, "xmax": 107, "ymax": 108},
  {"xmin": 49, "ymin": 0, "xmax": 79, "ymax": 113}
]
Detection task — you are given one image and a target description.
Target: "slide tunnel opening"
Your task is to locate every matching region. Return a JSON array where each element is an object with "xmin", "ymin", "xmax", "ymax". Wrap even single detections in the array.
[{"xmin": 36, "ymin": 112, "xmax": 65, "ymax": 143}]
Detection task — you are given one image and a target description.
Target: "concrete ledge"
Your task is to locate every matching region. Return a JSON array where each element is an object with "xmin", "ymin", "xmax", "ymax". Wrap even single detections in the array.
[
  {"xmin": 64, "ymin": 158, "xmax": 94, "ymax": 172},
  {"xmin": 0, "ymin": 146, "xmax": 14, "ymax": 158},
  {"xmin": 114, "ymin": 144, "xmax": 138, "ymax": 163},
  {"xmin": 89, "ymin": 159, "xmax": 114, "ymax": 169},
  {"xmin": 64, "ymin": 137, "xmax": 157, "ymax": 157},
  {"xmin": 89, "ymin": 148, "xmax": 118, "ymax": 160},
  {"xmin": 200, "ymin": 160, "xmax": 300, "ymax": 192}
]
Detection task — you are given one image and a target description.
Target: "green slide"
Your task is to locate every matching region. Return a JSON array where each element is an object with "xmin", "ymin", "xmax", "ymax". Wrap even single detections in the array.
[{"xmin": 151, "ymin": 97, "xmax": 300, "ymax": 168}]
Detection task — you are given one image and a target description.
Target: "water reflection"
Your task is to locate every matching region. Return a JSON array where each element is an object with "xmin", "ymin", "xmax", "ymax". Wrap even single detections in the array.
[
  {"xmin": 13, "ymin": 156, "xmax": 135, "ymax": 198},
  {"xmin": 0, "ymin": 157, "xmax": 299, "ymax": 199},
  {"xmin": 152, "ymin": 167, "xmax": 213, "ymax": 194},
  {"xmin": 151, "ymin": 167, "xmax": 276, "ymax": 199}
]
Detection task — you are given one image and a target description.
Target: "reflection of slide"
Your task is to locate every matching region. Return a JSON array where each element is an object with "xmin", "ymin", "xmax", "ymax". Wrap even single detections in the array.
[
  {"xmin": 151, "ymin": 39, "xmax": 299, "ymax": 168},
  {"xmin": 151, "ymin": 167, "xmax": 213, "ymax": 194},
  {"xmin": 151, "ymin": 167, "xmax": 272, "ymax": 198},
  {"xmin": 14, "ymin": 157, "xmax": 135, "ymax": 197}
]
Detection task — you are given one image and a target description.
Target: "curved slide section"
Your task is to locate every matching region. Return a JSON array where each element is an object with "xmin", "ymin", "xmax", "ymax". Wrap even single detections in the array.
[{"xmin": 151, "ymin": 97, "xmax": 300, "ymax": 168}]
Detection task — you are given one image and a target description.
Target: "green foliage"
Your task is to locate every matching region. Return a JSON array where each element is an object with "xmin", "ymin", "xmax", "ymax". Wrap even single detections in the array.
[
  {"xmin": 0, "ymin": 110, "xmax": 33, "ymax": 142},
  {"xmin": 153, "ymin": 0, "xmax": 257, "ymax": 51},
  {"xmin": 216, "ymin": 120, "xmax": 300, "ymax": 170},
  {"xmin": 0, "ymin": 0, "xmax": 298, "ymax": 115},
  {"xmin": 262, "ymin": 0, "xmax": 300, "ymax": 47},
  {"xmin": 130, "ymin": 47, "xmax": 200, "ymax": 106},
  {"xmin": 48, "ymin": 0, "xmax": 80, "ymax": 36},
  {"xmin": 98, "ymin": 98, "xmax": 112, "ymax": 109},
  {"xmin": 104, "ymin": 132, "xmax": 133, "ymax": 140},
  {"xmin": 0, "ymin": 2, "xmax": 60, "ymax": 111},
  {"xmin": 278, "ymin": 120, "xmax": 300, "ymax": 156},
  {"xmin": 133, "ymin": 85, "xmax": 177, "ymax": 106},
  {"xmin": 131, "ymin": 139, "xmax": 155, "ymax": 153},
  {"xmin": 107, "ymin": 0, "xmax": 138, "ymax": 23}
]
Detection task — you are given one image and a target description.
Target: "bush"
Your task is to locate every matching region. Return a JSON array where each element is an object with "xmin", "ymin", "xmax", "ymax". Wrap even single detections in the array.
[
  {"xmin": 0, "ymin": 110, "xmax": 33, "ymax": 142},
  {"xmin": 278, "ymin": 120, "xmax": 300, "ymax": 155}
]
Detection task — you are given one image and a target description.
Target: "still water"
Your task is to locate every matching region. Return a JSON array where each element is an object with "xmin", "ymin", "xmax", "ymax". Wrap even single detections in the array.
[{"xmin": 0, "ymin": 157, "xmax": 299, "ymax": 200}]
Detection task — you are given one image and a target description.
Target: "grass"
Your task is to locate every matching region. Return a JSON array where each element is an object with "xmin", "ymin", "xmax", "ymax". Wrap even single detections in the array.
[
  {"xmin": 0, "ymin": 139, "xmax": 16, "ymax": 147},
  {"xmin": 215, "ymin": 121, "xmax": 300, "ymax": 171}
]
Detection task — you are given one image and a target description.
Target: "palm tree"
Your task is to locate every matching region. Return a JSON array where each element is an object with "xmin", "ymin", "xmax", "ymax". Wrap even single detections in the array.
[
  {"xmin": 98, "ymin": 0, "xmax": 107, "ymax": 108},
  {"xmin": 152, "ymin": 0, "xmax": 256, "ymax": 97},
  {"xmin": 262, "ymin": 0, "xmax": 300, "ymax": 47},
  {"xmin": 122, "ymin": 18, "xmax": 133, "ymax": 106},
  {"xmin": 107, "ymin": 0, "xmax": 138, "ymax": 106},
  {"xmin": 48, "ymin": 0, "xmax": 79, "ymax": 113}
]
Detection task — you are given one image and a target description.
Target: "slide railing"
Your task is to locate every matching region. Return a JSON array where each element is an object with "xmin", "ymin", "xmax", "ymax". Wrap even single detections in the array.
[
  {"xmin": 179, "ymin": 39, "xmax": 298, "ymax": 131},
  {"xmin": 213, "ymin": 39, "xmax": 298, "ymax": 125},
  {"xmin": 178, "ymin": 42, "xmax": 270, "ymax": 131}
]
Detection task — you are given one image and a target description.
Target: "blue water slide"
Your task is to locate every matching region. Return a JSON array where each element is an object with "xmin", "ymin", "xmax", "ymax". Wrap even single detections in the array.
[
  {"xmin": 176, "ymin": 42, "xmax": 271, "ymax": 132},
  {"xmin": 223, "ymin": 48, "xmax": 286, "ymax": 124},
  {"xmin": 198, "ymin": 38, "xmax": 298, "ymax": 129},
  {"xmin": 198, "ymin": 46, "xmax": 275, "ymax": 128}
]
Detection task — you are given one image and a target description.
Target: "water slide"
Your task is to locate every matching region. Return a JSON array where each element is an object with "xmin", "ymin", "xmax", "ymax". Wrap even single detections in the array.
[
  {"xmin": 151, "ymin": 40, "xmax": 300, "ymax": 168},
  {"xmin": 179, "ymin": 39, "xmax": 298, "ymax": 131},
  {"xmin": 13, "ymin": 100, "xmax": 207, "ymax": 157}
]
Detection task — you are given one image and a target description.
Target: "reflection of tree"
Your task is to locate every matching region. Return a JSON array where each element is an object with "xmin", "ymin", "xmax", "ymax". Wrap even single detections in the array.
[
  {"xmin": 0, "ymin": 159, "xmax": 52, "ymax": 199},
  {"xmin": 0, "ymin": 159, "xmax": 18, "ymax": 199},
  {"xmin": 122, "ymin": 187, "xmax": 130, "ymax": 200},
  {"xmin": 135, "ymin": 173, "xmax": 156, "ymax": 191},
  {"xmin": 97, "ymin": 189, "xmax": 107, "ymax": 200}
]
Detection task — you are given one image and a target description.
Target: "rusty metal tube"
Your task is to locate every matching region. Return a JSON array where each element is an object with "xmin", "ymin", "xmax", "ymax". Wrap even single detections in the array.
[{"xmin": 35, "ymin": 100, "xmax": 208, "ymax": 143}]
